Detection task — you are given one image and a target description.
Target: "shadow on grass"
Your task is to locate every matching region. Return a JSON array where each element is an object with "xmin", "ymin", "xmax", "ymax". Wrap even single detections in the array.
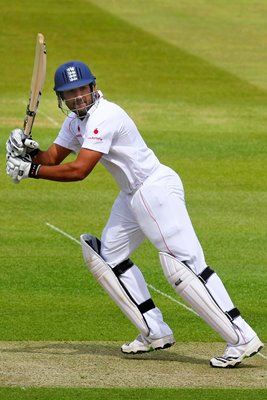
[
  {"xmin": 2, "ymin": 341, "xmax": 264, "ymax": 369},
  {"xmin": 2, "ymin": 341, "xmax": 209, "ymax": 365}
]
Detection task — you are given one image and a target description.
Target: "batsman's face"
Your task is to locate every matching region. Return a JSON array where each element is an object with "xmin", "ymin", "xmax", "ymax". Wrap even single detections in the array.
[{"xmin": 63, "ymin": 85, "xmax": 94, "ymax": 118}]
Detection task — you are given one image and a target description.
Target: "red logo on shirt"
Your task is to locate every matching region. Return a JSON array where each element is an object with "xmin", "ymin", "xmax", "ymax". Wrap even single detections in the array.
[{"xmin": 93, "ymin": 128, "xmax": 99, "ymax": 134}]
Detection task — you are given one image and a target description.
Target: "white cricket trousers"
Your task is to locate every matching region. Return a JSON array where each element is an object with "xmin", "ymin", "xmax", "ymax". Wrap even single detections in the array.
[
  {"xmin": 100, "ymin": 164, "xmax": 256, "ymax": 342},
  {"xmin": 100, "ymin": 164, "xmax": 205, "ymax": 339},
  {"xmin": 101, "ymin": 164, "xmax": 206, "ymax": 273}
]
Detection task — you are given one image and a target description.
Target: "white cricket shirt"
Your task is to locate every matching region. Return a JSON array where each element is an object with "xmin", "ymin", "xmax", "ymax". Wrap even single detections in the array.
[{"xmin": 54, "ymin": 94, "xmax": 160, "ymax": 193}]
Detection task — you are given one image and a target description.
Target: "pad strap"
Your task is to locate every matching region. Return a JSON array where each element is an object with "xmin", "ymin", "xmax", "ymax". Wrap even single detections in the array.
[
  {"xmin": 113, "ymin": 259, "xmax": 134, "ymax": 276},
  {"xmin": 138, "ymin": 298, "xmax": 156, "ymax": 314},
  {"xmin": 226, "ymin": 307, "xmax": 240, "ymax": 321},
  {"xmin": 198, "ymin": 266, "xmax": 214, "ymax": 284}
]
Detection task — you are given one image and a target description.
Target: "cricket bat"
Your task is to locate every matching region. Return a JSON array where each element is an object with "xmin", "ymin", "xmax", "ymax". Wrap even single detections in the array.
[{"xmin": 23, "ymin": 33, "xmax": 46, "ymax": 137}]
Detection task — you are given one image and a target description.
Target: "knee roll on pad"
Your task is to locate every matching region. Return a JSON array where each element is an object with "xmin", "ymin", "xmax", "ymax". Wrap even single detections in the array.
[
  {"xmin": 159, "ymin": 252, "xmax": 239, "ymax": 344},
  {"xmin": 80, "ymin": 234, "xmax": 153, "ymax": 336}
]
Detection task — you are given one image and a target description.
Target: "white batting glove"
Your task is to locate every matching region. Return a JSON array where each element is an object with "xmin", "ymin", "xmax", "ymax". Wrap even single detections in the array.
[
  {"xmin": 6, "ymin": 155, "xmax": 40, "ymax": 183},
  {"xmin": 6, "ymin": 128, "xmax": 40, "ymax": 157}
]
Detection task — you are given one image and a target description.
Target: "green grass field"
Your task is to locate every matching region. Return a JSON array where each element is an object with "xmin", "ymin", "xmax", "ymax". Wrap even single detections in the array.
[{"xmin": 0, "ymin": 0, "xmax": 266, "ymax": 398}]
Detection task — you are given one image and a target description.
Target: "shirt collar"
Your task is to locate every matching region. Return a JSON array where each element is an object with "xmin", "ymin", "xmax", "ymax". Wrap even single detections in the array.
[{"xmin": 87, "ymin": 90, "xmax": 103, "ymax": 117}]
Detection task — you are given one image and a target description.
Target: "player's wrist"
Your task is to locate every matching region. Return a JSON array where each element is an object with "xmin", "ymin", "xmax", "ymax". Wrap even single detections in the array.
[{"xmin": 28, "ymin": 163, "xmax": 41, "ymax": 179}]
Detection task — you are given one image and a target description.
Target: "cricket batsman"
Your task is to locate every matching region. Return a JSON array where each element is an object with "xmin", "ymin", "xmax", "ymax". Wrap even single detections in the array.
[{"xmin": 6, "ymin": 60, "xmax": 263, "ymax": 367}]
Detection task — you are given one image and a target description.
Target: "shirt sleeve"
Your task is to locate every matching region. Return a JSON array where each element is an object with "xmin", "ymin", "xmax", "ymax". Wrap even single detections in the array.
[{"xmin": 54, "ymin": 115, "xmax": 81, "ymax": 153}]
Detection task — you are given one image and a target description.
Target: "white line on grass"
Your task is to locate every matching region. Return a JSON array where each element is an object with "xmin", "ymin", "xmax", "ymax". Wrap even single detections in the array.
[
  {"xmin": 37, "ymin": 109, "xmax": 60, "ymax": 127},
  {"xmin": 45, "ymin": 222, "xmax": 266, "ymax": 360},
  {"xmin": 146, "ymin": 283, "xmax": 198, "ymax": 315},
  {"xmin": 22, "ymin": 100, "xmax": 59, "ymax": 127},
  {"xmin": 46, "ymin": 222, "xmax": 80, "ymax": 245},
  {"xmin": 45, "ymin": 222, "xmax": 197, "ymax": 316}
]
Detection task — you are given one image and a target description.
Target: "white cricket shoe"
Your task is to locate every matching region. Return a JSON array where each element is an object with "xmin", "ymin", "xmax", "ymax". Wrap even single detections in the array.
[
  {"xmin": 121, "ymin": 334, "xmax": 175, "ymax": 354},
  {"xmin": 210, "ymin": 335, "xmax": 264, "ymax": 368}
]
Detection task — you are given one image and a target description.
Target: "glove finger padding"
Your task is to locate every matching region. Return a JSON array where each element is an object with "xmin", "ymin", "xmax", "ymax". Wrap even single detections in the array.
[
  {"xmin": 13, "ymin": 166, "xmax": 20, "ymax": 181},
  {"xmin": 24, "ymin": 138, "xmax": 40, "ymax": 150},
  {"xmin": 6, "ymin": 128, "xmax": 39, "ymax": 157},
  {"xmin": 6, "ymin": 161, "xmax": 19, "ymax": 183},
  {"xmin": 6, "ymin": 128, "xmax": 25, "ymax": 156},
  {"xmin": 6, "ymin": 156, "xmax": 32, "ymax": 182}
]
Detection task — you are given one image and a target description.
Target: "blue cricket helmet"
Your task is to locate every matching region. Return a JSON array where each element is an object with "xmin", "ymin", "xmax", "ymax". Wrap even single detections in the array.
[{"xmin": 54, "ymin": 61, "xmax": 96, "ymax": 92}]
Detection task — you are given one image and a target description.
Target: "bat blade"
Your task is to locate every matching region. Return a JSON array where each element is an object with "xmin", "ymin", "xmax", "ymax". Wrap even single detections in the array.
[{"xmin": 23, "ymin": 33, "xmax": 47, "ymax": 136}]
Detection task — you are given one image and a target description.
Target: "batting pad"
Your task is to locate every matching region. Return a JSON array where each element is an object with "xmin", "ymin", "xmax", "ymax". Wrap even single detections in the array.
[
  {"xmin": 159, "ymin": 252, "xmax": 239, "ymax": 344},
  {"xmin": 80, "ymin": 234, "xmax": 150, "ymax": 336}
]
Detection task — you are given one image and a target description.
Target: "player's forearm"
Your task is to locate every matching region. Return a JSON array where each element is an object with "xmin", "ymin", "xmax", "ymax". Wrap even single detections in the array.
[
  {"xmin": 6, "ymin": 147, "xmax": 102, "ymax": 183},
  {"xmin": 35, "ymin": 148, "xmax": 102, "ymax": 181},
  {"xmin": 37, "ymin": 162, "xmax": 90, "ymax": 182},
  {"xmin": 32, "ymin": 150, "xmax": 57, "ymax": 165},
  {"xmin": 32, "ymin": 143, "xmax": 72, "ymax": 165}
]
